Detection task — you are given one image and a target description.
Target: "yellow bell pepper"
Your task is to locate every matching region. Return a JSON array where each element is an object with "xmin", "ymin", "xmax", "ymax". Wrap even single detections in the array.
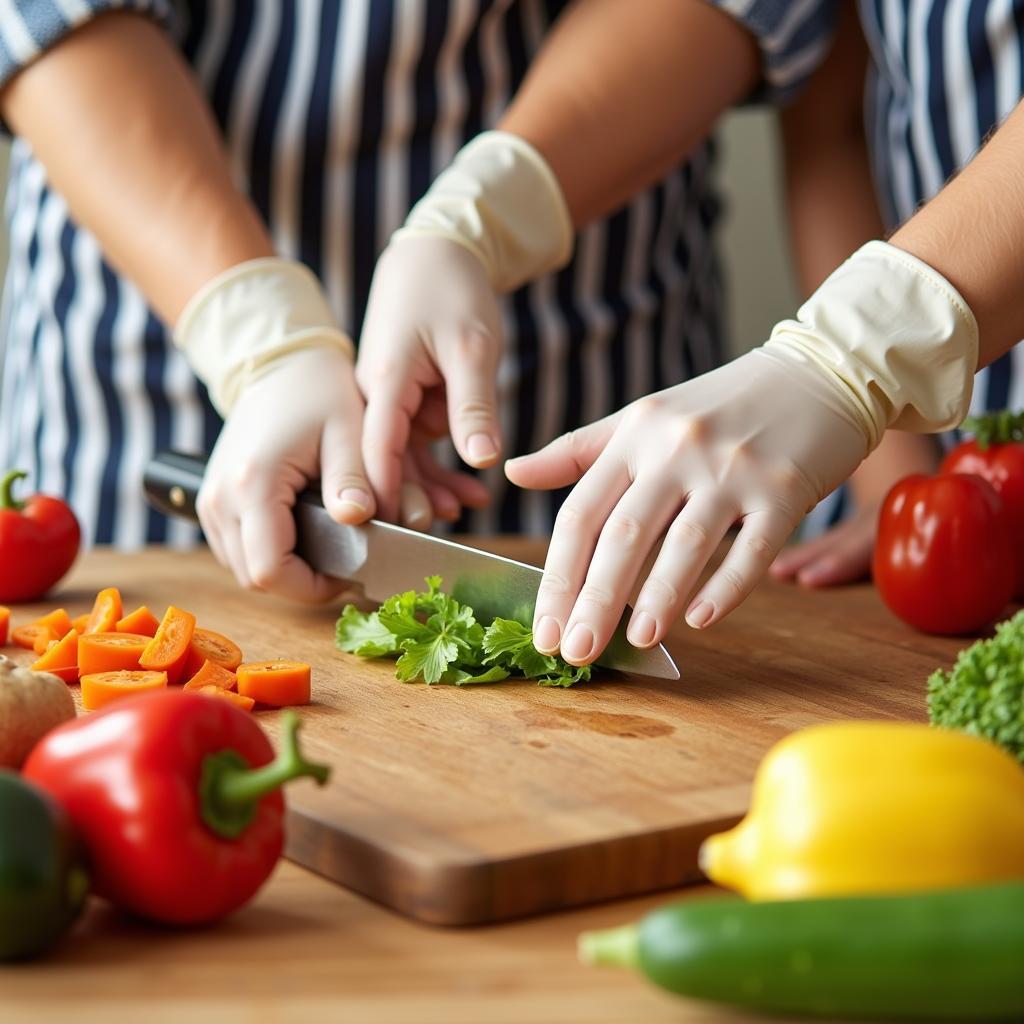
[{"xmin": 700, "ymin": 721, "xmax": 1024, "ymax": 900}]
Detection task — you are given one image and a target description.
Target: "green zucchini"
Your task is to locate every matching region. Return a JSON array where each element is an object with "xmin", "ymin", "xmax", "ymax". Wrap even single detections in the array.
[{"xmin": 579, "ymin": 883, "xmax": 1024, "ymax": 1019}]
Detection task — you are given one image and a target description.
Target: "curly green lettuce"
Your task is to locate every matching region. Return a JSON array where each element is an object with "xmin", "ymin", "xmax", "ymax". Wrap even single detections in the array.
[
  {"xmin": 927, "ymin": 610, "xmax": 1024, "ymax": 762},
  {"xmin": 335, "ymin": 576, "xmax": 590, "ymax": 687}
]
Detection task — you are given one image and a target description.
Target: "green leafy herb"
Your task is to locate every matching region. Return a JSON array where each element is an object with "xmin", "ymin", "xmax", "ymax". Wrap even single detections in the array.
[
  {"xmin": 927, "ymin": 610, "xmax": 1024, "ymax": 762},
  {"xmin": 335, "ymin": 577, "xmax": 590, "ymax": 687}
]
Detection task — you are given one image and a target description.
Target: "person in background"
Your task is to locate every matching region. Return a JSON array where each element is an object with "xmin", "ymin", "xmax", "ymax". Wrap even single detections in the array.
[{"xmin": 0, "ymin": 0, "xmax": 820, "ymax": 605}]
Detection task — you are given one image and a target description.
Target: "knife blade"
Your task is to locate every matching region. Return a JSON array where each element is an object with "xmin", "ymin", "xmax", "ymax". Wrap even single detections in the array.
[{"xmin": 144, "ymin": 451, "xmax": 680, "ymax": 680}]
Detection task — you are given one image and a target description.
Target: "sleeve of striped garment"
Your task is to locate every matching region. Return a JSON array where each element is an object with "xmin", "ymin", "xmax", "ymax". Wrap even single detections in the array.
[
  {"xmin": 0, "ymin": 0, "xmax": 175, "ymax": 99},
  {"xmin": 702, "ymin": 0, "xmax": 843, "ymax": 103}
]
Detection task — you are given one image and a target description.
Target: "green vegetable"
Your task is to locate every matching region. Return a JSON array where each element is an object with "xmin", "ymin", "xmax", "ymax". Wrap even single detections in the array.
[
  {"xmin": 928, "ymin": 610, "xmax": 1024, "ymax": 762},
  {"xmin": 336, "ymin": 576, "xmax": 589, "ymax": 687},
  {"xmin": 962, "ymin": 410, "xmax": 1024, "ymax": 449},
  {"xmin": 0, "ymin": 769, "xmax": 89, "ymax": 961},
  {"xmin": 579, "ymin": 882, "xmax": 1024, "ymax": 1019}
]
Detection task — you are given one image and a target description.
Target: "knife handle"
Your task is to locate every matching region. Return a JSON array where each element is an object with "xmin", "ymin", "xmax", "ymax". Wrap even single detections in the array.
[{"xmin": 143, "ymin": 451, "xmax": 207, "ymax": 522}]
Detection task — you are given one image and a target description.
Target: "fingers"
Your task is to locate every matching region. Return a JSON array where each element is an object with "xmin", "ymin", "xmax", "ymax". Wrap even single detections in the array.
[
  {"xmin": 558, "ymin": 478, "xmax": 681, "ymax": 666},
  {"xmin": 685, "ymin": 507, "xmax": 796, "ymax": 629},
  {"xmin": 435, "ymin": 330, "xmax": 502, "ymax": 469},
  {"xmin": 361, "ymin": 375, "xmax": 418, "ymax": 522},
  {"xmin": 320, "ymin": 411, "xmax": 376, "ymax": 525},
  {"xmin": 412, "ymin": 442, "xmax": 491, "ymax": 510},
  {"xmin": 531, "ymin": 451, "xmax": 631, "ymax": 656},
  {"xmin": 770, "ymin": 514, "xmax": 874, "ymax": 587},
  {"xmin": 238, "ymin": 495, "xmax": 349, "ymax": 603},
  {"xmin": 505, "ymin": 414, "xmax": 621, "ymax": 491},
  {"xmin": 626, "ymin": 492, "xmax": 739, "ymax": 647}
]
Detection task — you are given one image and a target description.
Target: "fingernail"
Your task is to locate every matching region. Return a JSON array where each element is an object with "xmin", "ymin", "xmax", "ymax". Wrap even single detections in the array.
[
  {"xmin": 562, "ymin": 623, "xmax": 595, "ymax": 662},
  {"xmin": 467, "ymin": 433, "xmax": 498, "ymax": 464},
  {"xmin": 339, "ymin": 488, "xmax": 370, "ymax": 513},
  {"xmin": 533, "ymin": 615, "xmax": 561, "ymax": 653},
  {"xmin": 627, "ymin": 611, "xmax": 657, "ymax": 648},
  {"xmin": 798, "ymin": 564, "xmax": 829, "ymax": 587},
  {"xmin": 686, "ymin": 599, "xmax": 715, "ymax": 630}
]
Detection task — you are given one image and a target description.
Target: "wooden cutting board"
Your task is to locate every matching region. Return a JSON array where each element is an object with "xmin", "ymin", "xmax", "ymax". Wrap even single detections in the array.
[{"xmin": 12, "ymin": 540, "xmax": 970, "ymax": 926}]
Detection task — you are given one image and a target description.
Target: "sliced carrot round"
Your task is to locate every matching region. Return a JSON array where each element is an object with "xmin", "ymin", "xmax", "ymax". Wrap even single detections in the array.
[
  {"xmin": 80, "ymin": 670, "xmax": 167, "ymax": 711},
  {"xmin": 236, "ymin": 660, "xmax": 311, "ymax": 707},
  {"xmin": 196, "ymin": 685, "xmax": 254, "ymax": 712},
  {"xmin": 12, "ymin": 624, "xmax": 48, "ymax": 650},
  {"xmin": 78, "ymin": 632, "xmax": 149, "ymax": 676},
  {"xmin": 84, "ymin": 588, "xmax": 123, "ymax": 634},
  {"xmin": 183, "ymin": 659, "xmax": 238, "ymax": 692},
  {"xmin": 115, "ymin": 605, "xmax": 161, "ymax": 637},
  {"xmin": 183, "ymin": 627, "xmax": 243, "ymax": 679}
]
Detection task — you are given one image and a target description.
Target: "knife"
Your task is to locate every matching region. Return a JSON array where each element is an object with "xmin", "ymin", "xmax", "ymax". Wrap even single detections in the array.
[{"xmin": 143, "ymin": 451, "xmax": 680, "ymax": 680}]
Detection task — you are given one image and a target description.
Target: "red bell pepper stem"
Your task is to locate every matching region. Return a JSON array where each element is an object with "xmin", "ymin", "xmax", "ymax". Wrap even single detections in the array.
[
  {"xmin": 199, "ymin": 711, "xmax": 329, "ymax": 840},
  {"xmin": 963, "ymin": 411, "xmax": 1024, "ymax": 450},
  {"xmin": 0, "ymin": 470, "xmax": 27, "ymax": 512}
]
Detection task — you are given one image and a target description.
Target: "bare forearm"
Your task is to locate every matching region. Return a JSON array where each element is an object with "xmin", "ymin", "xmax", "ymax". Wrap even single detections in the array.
[
  {"xmin": 0, "ymin": 12, "xmax": 272, "ymax": 324},
  {"xmin": 892, "ymin": 100, "xmax": 1024, "ymax": 370},
  {"xmin": 499, "ymin": 0, "xmax": 759, "ymax": 227},
  {"xmin": 782, "ymin": 2, "xmax": 883, "ymax": 293}
]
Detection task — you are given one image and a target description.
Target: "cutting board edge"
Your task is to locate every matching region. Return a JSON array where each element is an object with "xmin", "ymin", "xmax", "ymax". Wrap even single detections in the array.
[{"xmin": 284, "ymin": 808, "xmax": 742, "ymax": 926}]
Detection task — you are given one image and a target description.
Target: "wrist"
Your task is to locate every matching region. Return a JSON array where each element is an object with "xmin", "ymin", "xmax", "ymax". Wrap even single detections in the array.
[
  {"xmin": 764, "ymin": 240, "xmax": 978, "ymax": 449},
  {"xmin": 173, "ymin": 258, "xmax": 353, "ymax": 415},
  {"xmin": 392, "ymin": 130, "xmax": 573, "ymax": 292}
]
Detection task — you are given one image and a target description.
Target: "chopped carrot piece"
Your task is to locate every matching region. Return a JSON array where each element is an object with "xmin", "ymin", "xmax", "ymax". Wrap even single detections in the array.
[
  {"xmin": 0, "ymin": 607, "xmax": 10, "ymax": 646},
  {"xmin": 32, "ymin": 626, "xmax": 60, "ymax": 655},
  {"xmin": 236, "ymin": 661, "xmax": 311, "ymax": 707},
  {"xmin": 182, "ymin": 627, "xmax": 243, "ymax": 679},
  {"xmin": 83, "ymin": 588, "xmax": 123, "ymax": 635},
  {"xmin": 139, "ymin": 605, "xmax": 196, "ymax": 684},
  {"xmin": 115, "ymin": 605, "xmax": 161, "ymax": 637},
  {"xmin": 183, "ymin": 659, "xmax": 237, "ymax": 692},
  {"xmin": 31, "ymin": 629, "xmax": 79, "ymax": 679},
  {"xmin": 72, "ymin": 613, "xmax": 90, "ymax": 633},
  {"xmin": 196, "ymin": 685, "xmax": 254, "ymax": 712},
  {"xmin": 32, "ymin": 608, "xmax": 73, "ymax": 637},
  {"xmin": 80, "ymin": 670, "xmax": 168, "ymax": 711},
  {"xmin": 12, "ymin": 624, "xmax": 49, "ymax": 650},
  {"xmin": 78, "ymin": 632, "xmax": 149, "ymax": 676}
]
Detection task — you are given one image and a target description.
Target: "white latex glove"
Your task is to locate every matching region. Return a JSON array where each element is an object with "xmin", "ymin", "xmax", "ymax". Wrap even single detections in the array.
[
  {"xmin": 356, "ymin": 130, "xmax": 572, "ymax": 520},
  {"xmin": 506, "ymin": 241, "xmax": 978, "ymax": 664},
  {"xmin": 176, "ymin": 258, "xmax": 381, "ymax": 600}
]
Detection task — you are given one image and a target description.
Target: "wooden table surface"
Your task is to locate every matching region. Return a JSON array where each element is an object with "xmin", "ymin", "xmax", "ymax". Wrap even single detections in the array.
[{"xmin": 1, "ymin": 540, "xmax": 970, "ymax": 1024}]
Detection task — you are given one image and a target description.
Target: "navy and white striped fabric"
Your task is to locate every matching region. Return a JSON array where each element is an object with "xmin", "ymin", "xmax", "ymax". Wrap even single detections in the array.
[{"xmin": 0, "ymin": 1, "xmax": 842, "ymax": 549}]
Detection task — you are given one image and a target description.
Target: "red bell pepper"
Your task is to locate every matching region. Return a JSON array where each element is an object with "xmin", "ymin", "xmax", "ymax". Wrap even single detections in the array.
[
  {"xmin": 0, "ymin": 470, "xmax": 80, "ymax": 603},
  {"xmin": 22, "ymin": 690, "xmax": 329, "ymax": 925},
  {"xmin": 873, "ymin": 473, "xmax": 1015, "ymax": 635},
  {"xmin": 941, "ymin": 411, "xmax": 1024, "ymax": 597}
]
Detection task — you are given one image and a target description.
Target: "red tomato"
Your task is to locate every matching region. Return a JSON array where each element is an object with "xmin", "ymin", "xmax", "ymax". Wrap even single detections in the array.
[
  {"xmin": 942, "ymin": 439, "xmax": 1024, "ymax": 597},
  {"xmin": 873, "ymin": 474, "xmax": 1015, "ymax": 635}
]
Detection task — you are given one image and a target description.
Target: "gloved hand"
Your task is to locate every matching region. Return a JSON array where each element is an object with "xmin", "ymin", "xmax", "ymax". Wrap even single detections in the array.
[
  {"xmin": 356, "ymin": 130, "xmax": 573, "ymax": 520},
  {"xmin": 507, "ymin": 241, "xmax": 979, "ymax": 664},
  {"xmin": 175, "ymin": 258, "xmax": 378, "ymax": 601}
]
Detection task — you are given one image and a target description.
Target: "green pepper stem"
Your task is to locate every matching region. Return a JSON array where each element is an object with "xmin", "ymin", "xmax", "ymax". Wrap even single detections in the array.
[
  {"xmin": 199, "ymin": 712, "xmax": 330, "ymax": 840},
  {"xmin": 0, "ymin": 470, "xmax": 27, "ymax": 512},
  {"xmin": 963, "ymin": 410, "xmax": 1024, "ymax": 450},
  {"xmin": 578, "ymin": 925, "xmax": 640, "ymax": 970}
]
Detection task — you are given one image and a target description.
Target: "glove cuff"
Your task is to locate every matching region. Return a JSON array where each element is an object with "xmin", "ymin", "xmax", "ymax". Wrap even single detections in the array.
[
  {"xmin": 765, "ymin": 240, "xmax": 978, "ymax": 449},
  {"xmin": 173, "ymin": 258, "xmax": 354, "ymax": 416},
  {"xmin": 392, "ymin": 130, "xmax": 574, "ymax": 292}
]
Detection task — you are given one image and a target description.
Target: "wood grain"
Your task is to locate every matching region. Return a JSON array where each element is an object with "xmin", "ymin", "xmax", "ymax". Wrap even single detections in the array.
[{"xmin": 6, "ymin": 540, "xmax": 970, "ymax": 927}]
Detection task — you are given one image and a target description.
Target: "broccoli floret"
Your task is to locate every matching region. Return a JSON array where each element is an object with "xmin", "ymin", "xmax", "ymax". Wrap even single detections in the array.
[{"xmin": 928, "ymin": 610, "xmax": 1024, "ymax": 763}]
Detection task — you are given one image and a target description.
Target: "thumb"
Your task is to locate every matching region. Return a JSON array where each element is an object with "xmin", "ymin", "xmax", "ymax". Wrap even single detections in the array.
[
  {"xmin": 436, "ymin": 329, "xmax": 503, "ymax": 469},
  {"xmin": 320, "ymin": 413, "xmax": 377, "ymax": 525},
  {"xmin": 505, "ymin": 415, "xmax": 620, "ymax": 490}
]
